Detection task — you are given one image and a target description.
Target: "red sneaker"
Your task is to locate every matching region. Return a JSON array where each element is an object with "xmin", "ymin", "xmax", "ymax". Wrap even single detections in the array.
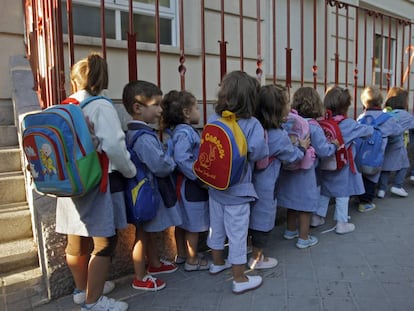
[
  {"xmin": 147, "ymin": 259, "xmax": 178, "ymax": 275},
  {"xmin": 132, "ymin": 275, "xmax": 166, "ymax": 291}
]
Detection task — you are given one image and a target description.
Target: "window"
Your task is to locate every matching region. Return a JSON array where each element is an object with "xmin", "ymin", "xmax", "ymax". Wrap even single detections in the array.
[
  {"xmin": 61, "ymin": 0, "xmax": 177, "ymax": 45},
  {"xmin": 373, "ymin": 34, "xmax": 395, "ymax": 87}
]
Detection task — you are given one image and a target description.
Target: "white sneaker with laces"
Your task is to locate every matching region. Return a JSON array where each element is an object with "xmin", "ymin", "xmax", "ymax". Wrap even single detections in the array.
[
  {"xmin": 81, "ymin": 295, "xmax": 128, "ymax": 311},
  {"xmin": 377, "ymin": 190, "xmax": 385, "ymax": 198},
  {"xmin": 232, "ymin": 275, "xmax": 263, "ymax": 294},
  {"xmin": 335, "ymin": 222, "xmax": 355, "ymax": 234},
  {"xmin": 390, "ymin": 186, "xmax": 408, "ymax": 197},
  {"xmin": 209, "ymin": 259, "xmax": 232, "ymax": 275},
  {"xmin": 310, "ymin": 215, "xmax": 325, "ymax": 227},
  {"xmin": 248, "ymin": 255, "xmax": 278, "ymax": 270},
  {"xmin": 73, "ymin": 281, "xmax": 116, "ymax": 305}
]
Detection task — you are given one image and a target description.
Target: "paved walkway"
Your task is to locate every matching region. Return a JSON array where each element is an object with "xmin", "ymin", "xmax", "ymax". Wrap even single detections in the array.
[{"xmin": 6, "ymin": 181, "xmax": 414, "ymax": 311}]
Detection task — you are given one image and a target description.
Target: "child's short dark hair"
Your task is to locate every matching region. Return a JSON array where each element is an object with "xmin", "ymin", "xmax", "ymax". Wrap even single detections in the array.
[
  {"xmin": 255, "ymin": 84, "xmax": 288, "ymax": 129},
  {"xmin": 385, "ymin": 87, "xmax": 408, "ymax": 110},
  {"xmin": 324, "ymin": 86, "xmax": 352, "ymax": 116},
  {"xmin": 292, "ymin": 87, "xmax": 323, "ymax": 119},
  {"xmin": 215, "ymin": 71, "xmax": 260, "ymax": 119},
  {"xmin": 161, "ymin": 90, "xmax": 196, "ymax": 129},
  {"xmin": 122, "ymin": 80, "xmax": 162, "ymax": 115}
]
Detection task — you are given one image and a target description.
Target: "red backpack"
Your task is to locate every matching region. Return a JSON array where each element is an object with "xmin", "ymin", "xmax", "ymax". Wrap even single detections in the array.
[{"xmin": 317, "ymin": 110, "xmax": 354, "ymax": 172}]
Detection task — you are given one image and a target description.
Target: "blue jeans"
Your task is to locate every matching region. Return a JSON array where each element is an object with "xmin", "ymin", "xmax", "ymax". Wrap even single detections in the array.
[{"xmin": 378, "ymin": 168, "xmax": 408, "ymax": 191}]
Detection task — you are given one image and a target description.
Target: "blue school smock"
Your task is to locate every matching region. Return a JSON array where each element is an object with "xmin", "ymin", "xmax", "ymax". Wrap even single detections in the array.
[
  {"xmin": 318, "ymin": 118, "xmax": 374, "ymax": 197},
  {"xmin": 382, "ymin": 110, "xmax": 414, "ymax": 171},
  {"xmin": 357, "ymin": 109, "xmax": 403, "ymax": 183},
  {"xmin": 207, "ymin": 114, "xmax": 269, "ymax": 205},
  {"xmin": 250, "ymin": 128, "xmax": 305, "ymax": 232},
  {"xmin": 276, "ymin": 120, "xmax": 337, "ymax": 212},
  {"xmin": 126, "ymin": 121, "xmax": 182, "ymax": 232},
  {"xmin": 172, "ymin": 124, "xmax": 209, "ymax": 233}
]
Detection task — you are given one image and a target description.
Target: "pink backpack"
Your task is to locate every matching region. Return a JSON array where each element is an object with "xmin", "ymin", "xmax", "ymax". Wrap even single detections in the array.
[{"xmin": 282, "ymin": 109, "xmax": 316, "ymax": 170}]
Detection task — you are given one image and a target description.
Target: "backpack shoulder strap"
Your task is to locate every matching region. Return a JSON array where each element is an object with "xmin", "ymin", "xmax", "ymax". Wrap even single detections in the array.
[
  {"xmin": 79, "ymin": 95, "xmax": 112, "ymax": 109},
  {"xmin": 375, "ymin": 112, "xmax": 392, "ymax": 126}
]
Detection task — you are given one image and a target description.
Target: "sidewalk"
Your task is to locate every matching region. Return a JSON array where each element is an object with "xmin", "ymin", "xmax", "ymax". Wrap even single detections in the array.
[{"xmin": 14, "ymin": 182, "xmax": 414, "ymax": 310}]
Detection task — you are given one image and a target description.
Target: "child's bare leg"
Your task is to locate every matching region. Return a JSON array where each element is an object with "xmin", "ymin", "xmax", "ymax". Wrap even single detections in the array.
[
  {"xmin": 185, "ymin": 231, "xmax": 200, "ymax": 265},
  {"xmin": 147, "ymin": 232, "xmax": 161, "ymax": 267},
  {"xmin": 132, "ymin": 226, "xmax": 147, "ymax": 279},
  {"xmin": 286, "ymin": 209, "xmax": 298, "ymax": 231},
  {"xmin": 298, "ymin": 211, "xmax": 311, "ymax": 240},
  {"xmin": 251, "ymin": 246, "xmax": 263, "ymax": 262},
  {"xmin": 232, "ymin": 264, "xmax": 248, "ymax": 283},
  {"xmin": 175, "ymin": 227, "xmax": 187, "ymax": 260},
  {"xmin": 211, "ymin": 249, "xmax": 225, "ymax": 265}
]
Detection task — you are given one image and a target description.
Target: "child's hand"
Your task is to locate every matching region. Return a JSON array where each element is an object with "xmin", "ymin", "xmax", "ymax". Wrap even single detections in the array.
[
  {"xmin": 298, "ymin": 135, "xmax": 310, "ymax": 149},
  {"xmin": 331, "ymin": 138, "xmax": 340, "ymax": 148}
]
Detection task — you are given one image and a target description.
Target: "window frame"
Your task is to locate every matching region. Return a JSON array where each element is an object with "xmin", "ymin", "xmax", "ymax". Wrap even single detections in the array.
[{"xmin": 373, "ymin": 34, "xmax": 396, "ymax": 87}]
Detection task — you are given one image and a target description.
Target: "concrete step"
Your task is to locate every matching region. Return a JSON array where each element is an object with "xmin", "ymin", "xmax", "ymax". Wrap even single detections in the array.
[
  {"xmin": 0, "ymin": 146, "xmax": 22, "ymax": 173},
  {"xmin": 0, "ymin": 171, "xmax": 26, "ymax": 205},
  {"xmin": 0, "ymin": 203, "xmax": 32, "ymax": 243},
  {"xmin": 0, "ymin": 238, "xmax": 38, "ymax": 274},
  {"xmin": 0, "ymin": 99, "xmax": 14, "ymax": 126},
  {"xmin": 0, "ymin": 125, "xmax": 19, "ymax": 147}
]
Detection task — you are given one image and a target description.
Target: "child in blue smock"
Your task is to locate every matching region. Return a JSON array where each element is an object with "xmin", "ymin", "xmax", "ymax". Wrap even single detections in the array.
[
  {"xmin": 122, "ymin": 80, "xmax": 182, "ymax": 292},
  {"xmin": 357, "ymin": 86, "xmax": 403, "ymax": 212},
  {"xmin": 313, "ymin": 86, "xmax": 374, "ymax": 234},
  {"xmin": 206, "ymin": 71, "xmax": 268, "ymax": 294},
  {"xmin": 377, "ymin": 87, "xmax": 414, "ymax": 198},
  {"xmin": 276, "ymin": 87, "xmax": 338, "ymax": 249},
  {"xmin": 249, "ymin": 84, "xmax": 310, "ymax": 269},
  {"xmin": 160, "ymin": 90, "xmax": 210, "ymax": 271}
]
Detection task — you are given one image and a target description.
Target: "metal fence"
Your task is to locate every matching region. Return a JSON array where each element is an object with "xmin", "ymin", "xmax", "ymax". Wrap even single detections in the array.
[{"xmin": 23, "ymin": 0, "xmax": 413, "ymax": 121}]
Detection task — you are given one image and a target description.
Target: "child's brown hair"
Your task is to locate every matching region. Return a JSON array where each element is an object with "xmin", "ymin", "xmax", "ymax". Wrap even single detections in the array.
[
  {"xmin": 360, "ymin": 86, "xmax": 383, "ymax": 109},
  {"xmin": 70, "ymin": 53, "xmax": 108, "ymax": 96},
  {"xmin": 255, "ymin": 84, "xmax": 288, "ymax": 129},
  {"xmin": 161, "ymin": 90, "xmax": 197, "ymax": 129},
  {"xmin": 324, "ymin": 86, "xmax": 352, "ymax": 116},
  {"xmin": 292, "ymin": 87, "xmax": 323, "ymax": 119}
]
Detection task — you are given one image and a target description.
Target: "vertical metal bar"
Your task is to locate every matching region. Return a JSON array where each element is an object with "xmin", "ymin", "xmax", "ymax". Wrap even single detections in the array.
[
  {"xmin": 239, "ymin": 0, "xmax": 244, "ymax": 71},
  {"xmin": 394, "ymin": 19, "xmax": 399, "ymax": 87},
  {"xmin": 272, "ymin": 0, "xmax": 277, "ymax": 84},
  {"xmin": 101, "ymin": 0, "xmax": 106, "ymax": 59},
  {"xmin": 353, "ymin": 7, "xmax": 359, "ymax": 119},
  {"xmin": 155, "ymin": 0, "xmax": 161, "ymax": 88},
  {"xmin": 407, "ymin": 24, "xmax": 412, "ymax": 93},
  {"xmin": 286, "ymin": 0, "xmax": 291, "ymax": 90},
  {"xmin": 324, "ymin": 0, "xmax": 328, "ymax": 91},
  {"xmin": 219, "ymin": 0, "xmax": 227, "ymax": 80},
  {"xmin": 55, "ymin": 0, "xmax": 66, "ymax": 102},
  {"xmin": 256, "ymin": 0, "xmax": 262, "ymax": 81},
  {"xmin": 127, "ymin": 0, "xmax": 137, "ymax": 81},
  {"xmin": 380, "ymin": 14, "xmax": 384, "ymax": 89},
  {"xmin": 178, "ymin": 0, "xmax": 186, "ymax": 90},
  {"xmin": 312, "ymin": 0, "xmax": 317, "ymax": 89},
  {"xmin": 401, "ymin": 24, "xmax": 405, "ymax": 86},
  {"xmin": 387, "ymin": 16, "xmax": 391, "ymax": 91},
  {"xmin": 300, "ymin": 0, "xmax": 304, "ymax": 86},
  {"xmin": 371, "ymin": 12, "xmax": 376, "ymax": 85},
  {"xmin": 345, "ymin": 5, "xmax": 349, "ymax": 87},
  {"xmin": 363, "ymin": 10, "xmax": 367, "ymax": 87},
  {"xmin": 334, "ymin": 3, "xmax": 339, "ymax": 85},
  {"xmin": 66, "ymin": 0, "xmax": 74, "ymax": 68},
  {"xmin": 201, "ymin": 0, "xmax": 207, "ymax": 124}
]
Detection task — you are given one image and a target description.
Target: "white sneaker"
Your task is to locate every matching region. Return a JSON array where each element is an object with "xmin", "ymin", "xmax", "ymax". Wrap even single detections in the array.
[
  {"xmin": 81, "ymin": 296, "xmax": 128, "ymax": 311},
  {"xmin": 209, "ymin": 259, "xmax": 232, "ymax": 275},
  {"xmin": 310, "ymin": 215, "xmax": 325, "ymax": 227},
  {"xmin": 335, "ymin": 222, "xmax": 355, "ymax": 234},
  {"xmin": 390, "ymin": 186, "xmax": 408, "ymax": 197},
  {"xmin": 248, "ymin": 255, "xmax": 278, "ymax": 270},
  {"xmin": 410, "ymin": 176, "xmax": 414, "ymax": 182},
  {"xmin": 73, "ymin": 281, "xmax": 116, "ymax": 305},
  {"xmin": 377, "ymin": 190, "xmax": 385, "ymax": 199},
  {"xmin": 232, "ymin": 275, "xmax": 263, "ymax": 294}
]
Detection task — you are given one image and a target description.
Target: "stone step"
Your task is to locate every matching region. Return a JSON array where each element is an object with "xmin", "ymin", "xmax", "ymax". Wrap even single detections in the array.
[
  {"xmin": 0, "ymin": 203, "xmax": 32, "ymax": 243},
  {"xmin": 0, "ymin": 171, "xmax": 26, "ymax": 205},
  {"xmin": 0, "ymin": 238, "xmax": 39, "ymax": 274},
  {"xmin": 0, "ymin": 99, "xmax": 14, "ymax": 126},
  {"xmin": 0, "ymin": 125, "xmax": 19, "ymax": 147},
  {"xmin": 0, "ymin": 146, "xmax": 22, "ymax": 173}
]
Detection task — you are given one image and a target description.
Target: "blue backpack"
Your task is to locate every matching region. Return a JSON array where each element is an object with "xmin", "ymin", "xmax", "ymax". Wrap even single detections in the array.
[
  {"xmin": 355, "ymin": 113, "xmax": 391, "ymax": 175},
  {"xmin": 125, "ymin": 126, "xmax": 160, "ymax": 224},
  {"xmin": 21, "ymin": 96, "xmax": 106, "ymax": 197}
]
